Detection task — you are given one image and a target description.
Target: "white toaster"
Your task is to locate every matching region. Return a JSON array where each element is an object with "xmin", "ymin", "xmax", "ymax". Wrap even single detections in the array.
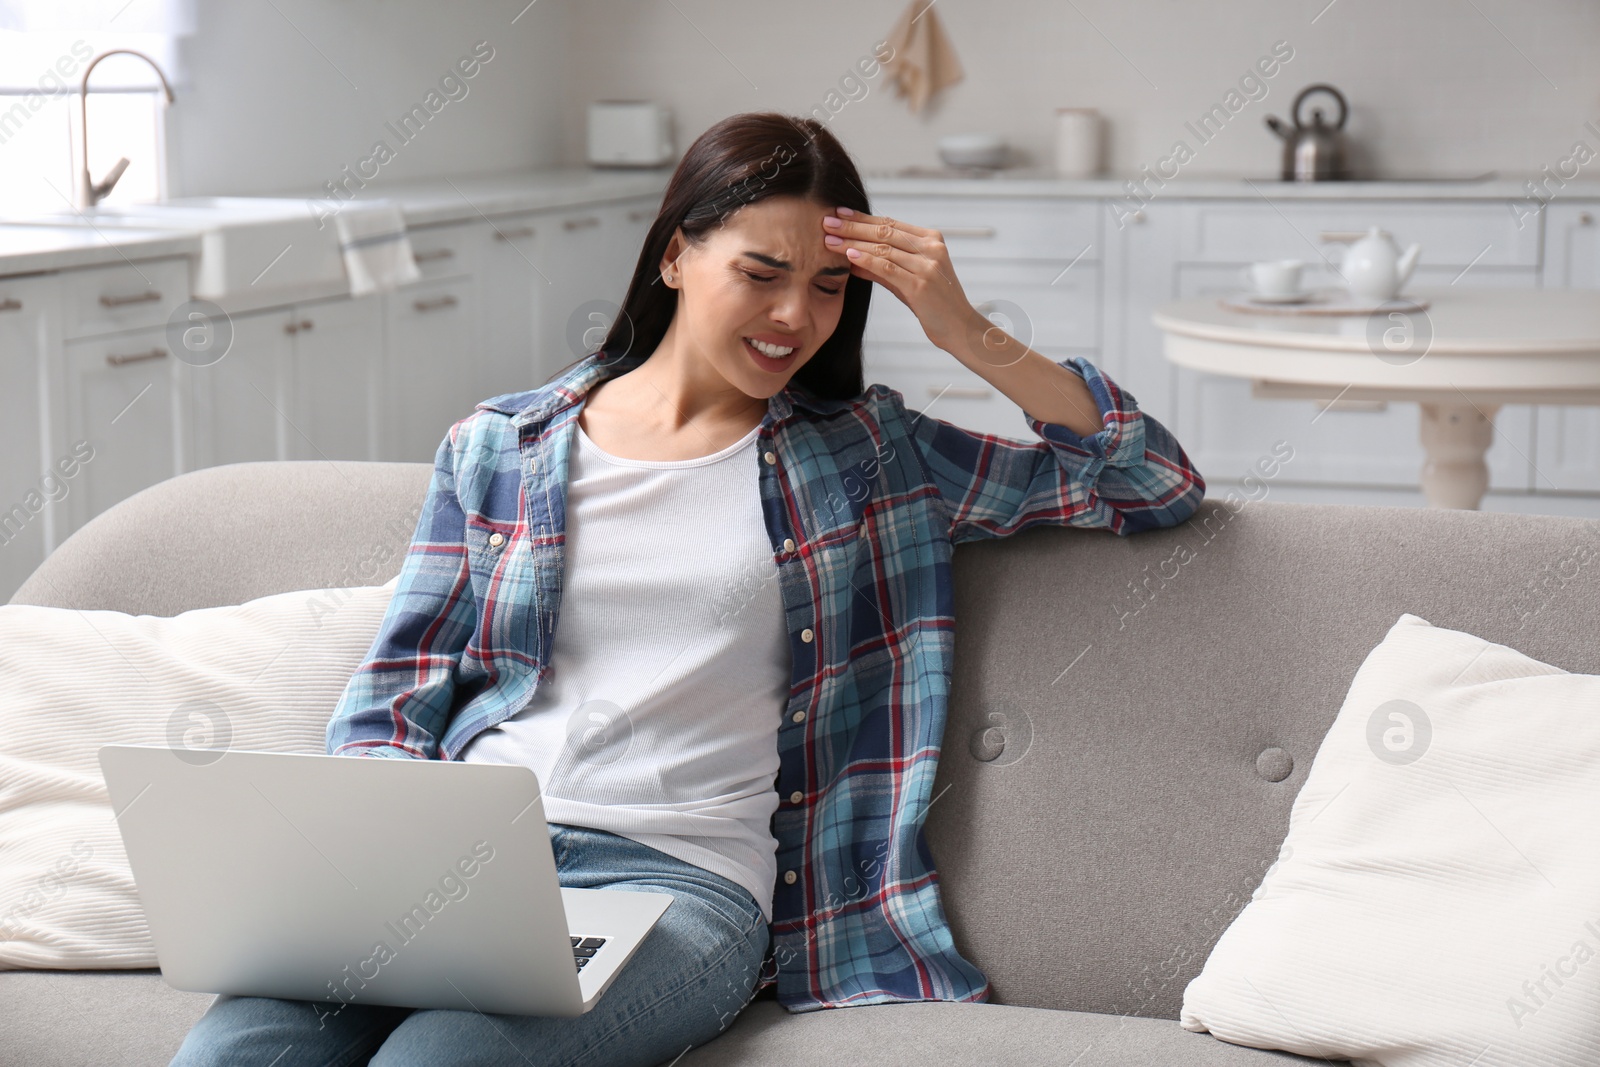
[{"xmin": 587, "ymin": 101, "xmax": 675, "ymax": 167}]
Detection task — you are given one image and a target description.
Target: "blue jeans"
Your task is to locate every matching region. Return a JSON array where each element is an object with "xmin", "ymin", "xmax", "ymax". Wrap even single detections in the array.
[{"xmin": 169, "ymin": 823, "xmax": 771, "ymax": 1067}]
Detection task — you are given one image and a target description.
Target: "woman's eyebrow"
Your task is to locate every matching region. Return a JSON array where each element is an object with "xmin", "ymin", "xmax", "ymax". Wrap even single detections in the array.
[{"xmin": 742, "ymin": 251, "xmax": 851, "ymax": 276}]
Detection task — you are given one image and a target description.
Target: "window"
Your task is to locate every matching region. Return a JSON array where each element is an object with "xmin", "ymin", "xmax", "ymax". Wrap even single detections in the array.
[{"xmin": 0, "ymin": 1, "xmax": 193, "ymax": 216}]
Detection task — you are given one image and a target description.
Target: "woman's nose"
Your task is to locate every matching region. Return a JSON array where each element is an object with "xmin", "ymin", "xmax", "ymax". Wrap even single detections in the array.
[{"xmin": 769, "ymin": 284, "xmax": 809, "ymax": 327}]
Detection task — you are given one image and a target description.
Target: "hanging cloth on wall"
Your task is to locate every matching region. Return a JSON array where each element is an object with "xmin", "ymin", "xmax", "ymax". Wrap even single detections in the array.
[{"xmin": 881, "ymin": 0, "xmax": 965, "ymax": 114}]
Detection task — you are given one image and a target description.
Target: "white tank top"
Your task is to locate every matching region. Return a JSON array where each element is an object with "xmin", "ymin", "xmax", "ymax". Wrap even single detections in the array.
[{"xmin": 458, "ymin": 418, "xmax": 790, "ymax": 921}]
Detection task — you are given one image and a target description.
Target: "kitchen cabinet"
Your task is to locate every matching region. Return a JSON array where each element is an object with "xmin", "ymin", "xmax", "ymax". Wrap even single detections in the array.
[
  {"xmin": 1103, "ymin": 200, "xmax": 1178, "ymax": 423},
  {"xmin": 459, "ymin": 198, "xmax": 656, "ymax": 403},
  {"xmin": 382, "ymin": 276, "xmax": 480, "ymax": 463},
  {"xmin": 535, "ymin": 201, "xmax": 654, "ymax": 380},
  {"xmin": 1535, "ymin": 202, "xmax": 1600, "ymax": 492},
  {"xmin": 58, "ymin": 327, "xmax": 185, "ymax": 535},
  {"xmin": 408, "ymin": 223, "xmax": 474, "ymax": 285},
  {"xmin": 48, "ymin": 256, "xmax": 193, "ymax": 545},
  {"xmin": 863, "ymin": 194, "xmax": 1103, "ymax": 442},
  {"xmin": 188, "ymin": 296, "xmax": 383, "ymax": 468},
  {"xmin": 59, "ymin": 259, "xmax": 190, "ymax": 341},
  {"xmin": 476, "ymin": 212, "xmax": 548, "ymax": 398},
  {"xmin": 0, "ymin": 275, "xmax": 52, "ymax": 602},
  {"xmin": 287, "ymin": 296, "xmax": 384, "ymax": 463},
  {"xmin": 186, "ymin": 307, "xmax": 286, "ymax": 469},
  {"xmin": 6, "ymin": 184, "xmax": 1594, "ymax": 609}
]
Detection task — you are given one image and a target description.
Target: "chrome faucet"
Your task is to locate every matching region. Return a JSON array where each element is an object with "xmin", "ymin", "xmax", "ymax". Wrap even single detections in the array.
[{"xmin": 76, "ymin": 49, "xmax": 176, "ymax": 210}]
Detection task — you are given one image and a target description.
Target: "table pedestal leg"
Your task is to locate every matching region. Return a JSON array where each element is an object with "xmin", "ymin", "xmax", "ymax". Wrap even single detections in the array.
[{"xmin": 1418, "ymin": 402, "xmax": 1498, "ymax": 509}]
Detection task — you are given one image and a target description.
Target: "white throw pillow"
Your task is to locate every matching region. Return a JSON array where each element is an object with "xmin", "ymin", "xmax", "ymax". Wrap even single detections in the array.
[
  {"xmin": 0, "ymin": 578, "xmax": 397, "ymax": 970},
  {"xmin": 1180, "ymin": 613, "xmax": 1600, "ymax": 1067}
]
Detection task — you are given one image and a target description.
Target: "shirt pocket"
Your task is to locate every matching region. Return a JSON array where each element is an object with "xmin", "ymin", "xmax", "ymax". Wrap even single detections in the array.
[
  {"xmin": 463, "ymin": 518, "xmax": 520, "ymax": 594},
  {"xmin": 461, "ymin": 519, "xmax": 538, "ymax": 667}
]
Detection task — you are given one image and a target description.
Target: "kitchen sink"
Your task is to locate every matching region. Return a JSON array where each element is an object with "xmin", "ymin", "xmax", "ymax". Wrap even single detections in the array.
[{"xmin": 27, "ymin": 196, "xmax": 349, "ymax": 302}]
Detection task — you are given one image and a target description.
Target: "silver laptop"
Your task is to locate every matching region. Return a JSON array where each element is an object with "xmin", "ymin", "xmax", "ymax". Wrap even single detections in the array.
[{"xmin": 97, "ymin": 745, "xmax": 671, "ymax": 1017}]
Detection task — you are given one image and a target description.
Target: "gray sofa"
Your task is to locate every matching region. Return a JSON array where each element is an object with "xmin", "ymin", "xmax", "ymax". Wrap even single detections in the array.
[{"xmin": 6, "ymin": 459, "xmax": 1598, "ymax": 1066}]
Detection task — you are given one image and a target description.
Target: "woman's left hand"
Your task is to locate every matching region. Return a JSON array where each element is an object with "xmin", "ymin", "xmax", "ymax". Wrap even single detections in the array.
[{"xmin": 822, "ymin": 208, "xmax": 986, "ymax": 353}]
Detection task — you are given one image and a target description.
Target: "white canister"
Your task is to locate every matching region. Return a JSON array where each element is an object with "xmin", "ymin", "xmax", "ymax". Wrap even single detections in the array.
[{"xmin": 1054, "ymin": 108, "xmax": 1102, "ymax": 178}]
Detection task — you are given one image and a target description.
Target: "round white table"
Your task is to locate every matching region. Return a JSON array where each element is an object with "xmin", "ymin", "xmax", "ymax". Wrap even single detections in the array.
[{"xmin": 1152, "ymin": 288, "xmax": 1600, "ymax": 509}]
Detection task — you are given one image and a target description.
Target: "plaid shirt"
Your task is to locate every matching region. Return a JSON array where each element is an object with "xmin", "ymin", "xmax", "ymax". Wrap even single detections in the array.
[{"xmin": 326, "ymin": 348, "xmax": 1205, "ymax": 1012}]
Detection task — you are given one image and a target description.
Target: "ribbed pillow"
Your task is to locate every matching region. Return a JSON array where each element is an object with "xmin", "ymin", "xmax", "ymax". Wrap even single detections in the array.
[
  {"xmin": 0, "ymin": 578, "xmax": 397, "ymax": 969},
  {"xmin": 1181, "ymin": 613, "xmax": 1600, "ymax": 1067}
]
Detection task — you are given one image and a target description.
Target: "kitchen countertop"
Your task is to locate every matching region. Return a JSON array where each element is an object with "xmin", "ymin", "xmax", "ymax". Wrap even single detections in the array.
[
  {"xmin": 860, "ymin": 166, "xmax": 1600, "ymax": 200},
  {"xmin": 0, "ymin": 223, "xmax": 200, "ymax": 278},
  {"xmin": 5, "ymin": 164, "xmax": 1599, "ymax": 280},
  {"xmin": 352, "ymin": 166, "xmax": 675, "ymax": 227}
]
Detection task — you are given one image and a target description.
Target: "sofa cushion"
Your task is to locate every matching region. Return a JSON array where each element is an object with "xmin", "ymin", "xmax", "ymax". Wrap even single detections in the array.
[
  {"xmin": 681, "ymin": 999, "xmax": 1345, "ymax": 1065},
  {"xmin": 1181, "ymin": 612, "xmax": 1600, "ymax": 1065},
  {"xmin": 0, "ymin": 969, "xmax": 213, "ymax": 1067},
  {"xmin": 0, "ymin": 974, "xmax": 1336, "ymax": 1067},
  {"xmin": 0, "ymin": 579, "xmax": 397, "ymax": 968}
]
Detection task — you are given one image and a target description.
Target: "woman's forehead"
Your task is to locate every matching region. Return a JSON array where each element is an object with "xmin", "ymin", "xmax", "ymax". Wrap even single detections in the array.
[{"xmin": 715, "ymin": 199, "xmax": 845, "ymax": 267}]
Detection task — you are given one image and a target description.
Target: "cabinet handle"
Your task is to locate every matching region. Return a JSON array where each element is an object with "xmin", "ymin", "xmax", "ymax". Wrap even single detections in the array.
[
  {"xmin": 627, "ymin": 208, "xmax": 654, "ymax": 222},
  {"xmin": 1580, "ymin": 212, "xmax": 1595, "ymax": 226},
  {"xmin": 939, "ymin": 226, "xmax": 997, "ymax": 238},
  {"xmin": 106, "ymin": 347, "xmax": 168, "ymax": 366},
  {"xmin": 412, "ymin": 248, "xmax": 456, "ymax": 263},
  {"xmin": 299, "ymin": 319, "xmax": 313, "ymax": 332},
  {"xmin": 932, "ymin": 385, "xmax": 993, "ymax": 400},
  {"xmin": 0, "ymin": 298, "xmax": 21, "ymax": 313},
  {"xmin": 1319, "ymin": 230, "xmax": 1367, "ymax": 243},
  {"xmin": 285, "ymin": 320, "xmax": 298, "ymax": 335},
  {"xmin": 99, "ymin": 290, "xmax": 162, "ymax": 308},
  {"xmin": 493, "ymin": 226, "xmax": 535, "ymax": 240},
  {"xmin": 563, "ymin": 215, "xmax": 601, "ymax": 230},
  {"xmin": 413, "ymin": 295, "xmax": 459, "ymax": 313}
]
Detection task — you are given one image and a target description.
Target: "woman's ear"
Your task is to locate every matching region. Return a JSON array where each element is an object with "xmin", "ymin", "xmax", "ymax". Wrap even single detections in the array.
[{"xmin": 659, "ymin": 228, "xmax": 686, "ymax": 287}]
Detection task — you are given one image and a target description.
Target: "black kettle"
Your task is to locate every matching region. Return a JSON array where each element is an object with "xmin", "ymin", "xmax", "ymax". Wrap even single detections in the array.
[{"xmin": 1265, "ymin": 84, "xmax": 1351, "ymax": 181}]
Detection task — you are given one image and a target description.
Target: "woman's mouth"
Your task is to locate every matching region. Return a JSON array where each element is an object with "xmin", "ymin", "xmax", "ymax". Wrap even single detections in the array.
[{"xmin": 742, "ymin": 335, "xmax": 798, "ymax": 372}]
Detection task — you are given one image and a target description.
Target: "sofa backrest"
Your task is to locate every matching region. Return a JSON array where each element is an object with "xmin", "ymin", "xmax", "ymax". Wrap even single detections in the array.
[
  {"xmin": 932, "ymin": 496, "xmax": 1600, "ymax": 1019},
  {"xmin": 17, "ymin": 464, "xmax": 1600, "ymax": 1020},
  {"xmin": 11, "ymin": 461, "xmax": 433, "ymax": 616}
]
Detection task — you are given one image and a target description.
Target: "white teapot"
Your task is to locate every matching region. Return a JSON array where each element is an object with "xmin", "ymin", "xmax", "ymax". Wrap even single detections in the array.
[{"xmin": 1338, "ymin": 227, "xmax": 1421, "ymax": 302}]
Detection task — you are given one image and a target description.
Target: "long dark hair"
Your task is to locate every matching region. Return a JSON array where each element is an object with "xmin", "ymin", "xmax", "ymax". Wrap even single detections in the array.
[{"xmin": 584, "ymin": 111, "xmax": 873, "ymax": 401}]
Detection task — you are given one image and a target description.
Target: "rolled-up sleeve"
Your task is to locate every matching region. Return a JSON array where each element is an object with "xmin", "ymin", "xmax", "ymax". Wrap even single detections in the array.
[
  {"xmin": 325, "ymin": 422, "xmax": 479, "ymax": 761},
  {"xmin": 897, "ymin": 355, "xmax": 1205, "ymax": 541}
]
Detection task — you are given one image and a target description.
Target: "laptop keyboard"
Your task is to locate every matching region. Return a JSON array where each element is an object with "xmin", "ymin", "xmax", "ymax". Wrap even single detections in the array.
[{"xmin": 571, "ymin": 935, "xmax": 607, "ymax": 971}]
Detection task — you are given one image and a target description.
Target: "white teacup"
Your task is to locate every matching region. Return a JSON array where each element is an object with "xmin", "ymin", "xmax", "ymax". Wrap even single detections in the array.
[{"xmin": 1242, "ymin": 259, "xmax": 1305, "ymax": 297}]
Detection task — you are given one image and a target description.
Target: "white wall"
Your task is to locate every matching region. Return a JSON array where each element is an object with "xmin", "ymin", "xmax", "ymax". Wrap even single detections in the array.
[
  {"xmin": 560, "ymin": 0, "xmax": 1600, "ymax": 181},
  {"xmin": 169, "ymin": 0, "xmax": 1600, "ymax": 194},
  {"xmin": 169, "ymin": 0, "xmax": 571, "ymax": 197}
]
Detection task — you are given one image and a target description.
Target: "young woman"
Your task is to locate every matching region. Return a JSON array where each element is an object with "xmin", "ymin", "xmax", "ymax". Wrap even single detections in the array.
[{"xmin": 172, "ymin": 111, "xmax": 1204, "ymax": 1067}]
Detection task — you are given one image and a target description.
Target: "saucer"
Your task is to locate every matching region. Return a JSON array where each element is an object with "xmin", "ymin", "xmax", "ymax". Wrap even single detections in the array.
[{"xmin": 1241, "ymin": 290, "xmax": 1316, "ymax": 305}]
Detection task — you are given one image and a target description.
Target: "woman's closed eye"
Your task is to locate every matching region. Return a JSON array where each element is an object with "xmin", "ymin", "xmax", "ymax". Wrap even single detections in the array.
[{"xmin": 742, "ymin": 270, "xmax": 842, "ymax": 296}]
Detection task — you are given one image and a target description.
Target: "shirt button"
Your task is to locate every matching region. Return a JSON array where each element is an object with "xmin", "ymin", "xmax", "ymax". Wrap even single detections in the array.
[
  {"xmin": 783, "ymin": 870, "xmax": 797, "ymax": 885},
  {"xmin": 782, "ymin": 538, "xmax": 796, "ymax": 553},
  {"xmin": 791, "ymin": 710, "xmax": 806, "ymax": 723},
  {"xmin": 763, "ymin": 450, "xmax": 776, "ymax": 465},
  {"xmin": 800, "ymin": 628, "xmax": 814, "ymax": 643},
  {"xmin": 858, "ymin": 521, "xmax": 868, "ymax": 540},
  {"xmin": 488, "ymin": 532, "xmax": 505, "ymax": 548},
  {"xmin": 789, "ymin": 790, "xmax": 803, "ymax": 804}
]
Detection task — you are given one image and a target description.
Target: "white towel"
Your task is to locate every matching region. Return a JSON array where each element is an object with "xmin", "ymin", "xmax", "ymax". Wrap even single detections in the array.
[{"xmin": 334, "ymin": 200, "xmax": 420, "ymax": 296}]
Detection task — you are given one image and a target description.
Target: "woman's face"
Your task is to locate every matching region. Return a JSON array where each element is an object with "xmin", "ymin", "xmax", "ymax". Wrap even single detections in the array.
[{"xmin": 661, "ymin": 195, "xmax": 853, "ymax": 399}]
